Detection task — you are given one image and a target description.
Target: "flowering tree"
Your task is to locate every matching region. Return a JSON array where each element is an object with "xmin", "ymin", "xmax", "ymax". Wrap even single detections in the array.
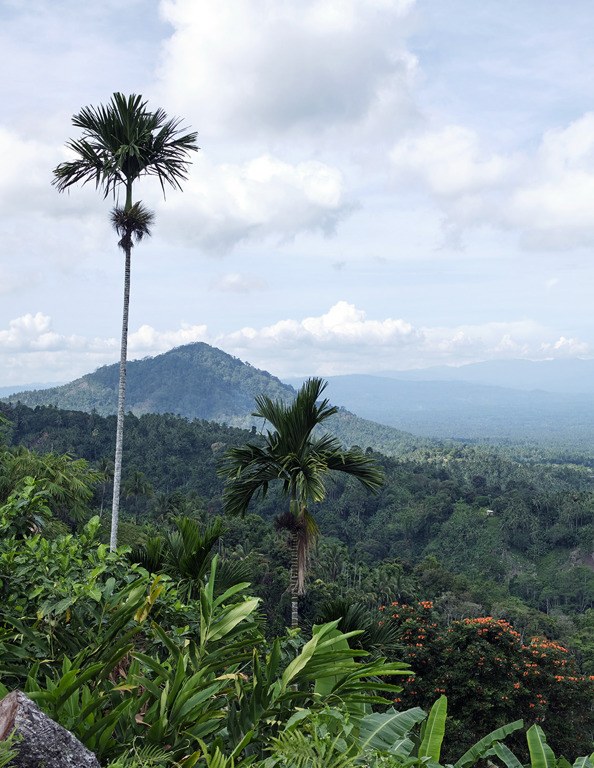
[{"xmin": 382, "ymin": 600, "xmax": 594, "ymax": 761}]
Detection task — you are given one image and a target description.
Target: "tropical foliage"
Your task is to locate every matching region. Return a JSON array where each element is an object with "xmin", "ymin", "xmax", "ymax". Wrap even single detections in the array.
[{"xmin": 4, "ymin": 401, "xmax": 594, "ymax": 764}]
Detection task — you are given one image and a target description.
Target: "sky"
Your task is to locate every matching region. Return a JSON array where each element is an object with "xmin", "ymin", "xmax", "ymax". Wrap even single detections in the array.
[{"xmin": 2, "ymin": 0, "xmax": 594, "ymax": 386}]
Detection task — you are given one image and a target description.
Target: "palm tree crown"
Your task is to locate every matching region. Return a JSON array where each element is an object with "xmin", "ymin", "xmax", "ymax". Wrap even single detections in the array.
[
  {"xmin": 218, "ymin": 378, "xmax": 384, "ymax": 626},
  {"xmin": 52, "ymin": 92, "xmax": 198, "ymax": 207}
]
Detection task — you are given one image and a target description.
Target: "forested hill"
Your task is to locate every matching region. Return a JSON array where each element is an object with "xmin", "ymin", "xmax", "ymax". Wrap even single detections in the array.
[
  {"xmin": 5, "ymin": 343, "xmax": 293, "ymax": 424},
  {"xmin": 3, "ymin": 342, "xmax": 424, "ymax": 456}
]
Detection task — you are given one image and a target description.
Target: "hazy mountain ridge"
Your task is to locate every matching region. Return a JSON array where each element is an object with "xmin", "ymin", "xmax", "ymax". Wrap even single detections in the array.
[
  {"xmin": 286, "ymin": 365, "xmax": 594, "ymax": 445},
  {"xmin": 377, "ymin": 358, "xmax": 594, "ymax": 395}
]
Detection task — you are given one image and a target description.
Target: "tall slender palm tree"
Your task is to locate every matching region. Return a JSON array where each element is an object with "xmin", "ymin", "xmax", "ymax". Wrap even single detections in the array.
[
  {"xmin": 52, "ymin": 93, "xmax": 198, "ymax": 550},
  {"xmin": 218, "ymin": 378, "xmax": 384, "ymax": 628}
]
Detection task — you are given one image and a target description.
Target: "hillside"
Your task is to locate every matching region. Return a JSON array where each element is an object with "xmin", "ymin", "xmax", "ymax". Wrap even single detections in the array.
[
  {"xmin": 6, "ymin": 343, "xmax": 294, "ymax": 424},
  {"xmin": 3, "ymin": 342, "xmax": 423, "ymax": 457},
  {"xmin": 3, "ymin": 400, "xmax": 594, "ymax": 613},
  {"xmin": 8, "ymin": 353, "xmax": 594, "ymax": 447}
]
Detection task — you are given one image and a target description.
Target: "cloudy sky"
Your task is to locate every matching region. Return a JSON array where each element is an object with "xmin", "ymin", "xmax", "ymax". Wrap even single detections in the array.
[{"xmin": 2, "ymin": 0, "xmax": 594, "ymax": 386}]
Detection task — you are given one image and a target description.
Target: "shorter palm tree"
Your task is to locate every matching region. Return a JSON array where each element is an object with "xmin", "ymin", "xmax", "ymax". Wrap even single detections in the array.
[
  {"xmin": 218, "ymin": 378, "xmax": 384, "ymax": 628},
  {"xmin": 127, "ymin": 516, "xmax": 248, "ymax": 601},
  {"xmin": 96, "ymin": 456, "xmax": 114, "ymax": 518},
  {"xmin": 122, "ymin": 470, "xmax": 153, "ymax": 525}
]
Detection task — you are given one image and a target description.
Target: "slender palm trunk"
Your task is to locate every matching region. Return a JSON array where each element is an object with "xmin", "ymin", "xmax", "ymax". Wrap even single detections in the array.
[
  {"xmin": 290, "ymin": 527, "xmax": 299, "ymax": 628},
  {"xmin": 110, "ymin": 242, "xmax": 131, "ymax": 551}
]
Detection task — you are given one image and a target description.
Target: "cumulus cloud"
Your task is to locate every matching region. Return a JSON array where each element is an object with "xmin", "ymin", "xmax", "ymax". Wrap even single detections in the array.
[
  {"xmin": 390, "ymin": 125, "xmax": 512, "ymax": 198},
  {"xmin": 1, "ymin": 305, "xmax": 591, "ymax": 384},
  {"xmin": 0, "ymin": 314, "xmax": 206, "ymax": 384},
  {"xmin": 159, "ymin": 153, "xmax": 353, "ymax": 252},
  {"xmin": 0, "ymin": 127, "xmax": 62, "ymax": 215},
  {"xmin": 128, "ymin": 323, "xmax": 209, "ymax": 354},
  {"xmin": 389, "ymin": 112, "xmax": 594, "ymax": 250},
  {"xmin": 156, "ymin": 0, "xmax": 419, "ymax": 145},
  {"xmin": 214, "ymin": 303, "xmax": 590, "ymax": 376},
  {"xmin": 509, "ymin": 113, "xmax": 594, "ymax": 249}
]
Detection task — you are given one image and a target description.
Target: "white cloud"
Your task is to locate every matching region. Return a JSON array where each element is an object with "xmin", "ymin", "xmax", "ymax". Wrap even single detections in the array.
[
  {"xmin": 0, "ymin": 127, "xmax": 61, "ymax": 215},
  {"xmin": 390, "ymin": 125, "xmax": 511, "ymax": 197},
  {"xmin": 0, "ymin": 305, "xmax": 591, "ymax": 385},
  {"xmin": 214, "ymin": 303, "xmax": 589, "ymax": 376},
  {"xmin": 159, "ymin": 153, "xmax": 353, "ymax": 252},
  {"xmin": 509, "ymin": 113, "xmax": 594, "ymax": 248},
  {"xmin": 389, "ymin": 112, "xmax": 594, "ymax": 250},
  {"xmin": 0, "ymin": 314, "xmax": 206, "ymax": 383},
  {"xmin": 156, "ymin": 0, "xmax": 418, "ymax": 145},
  {"xmin": 128, "ymin": 323, "xmax": 209, "ymax": 354},
  {"xmin": 211, "ymin": 273, "xmax": 268, "ymax": 293},
  {"xmin": 542, "ymin": 336, "xmax": 590, "ymax": 357}
]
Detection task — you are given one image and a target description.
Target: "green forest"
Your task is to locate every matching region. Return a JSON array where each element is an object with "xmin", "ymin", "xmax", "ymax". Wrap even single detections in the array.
[{"xmin": 3, "ymin": 394, "xmax": 594, "ymax": 766}]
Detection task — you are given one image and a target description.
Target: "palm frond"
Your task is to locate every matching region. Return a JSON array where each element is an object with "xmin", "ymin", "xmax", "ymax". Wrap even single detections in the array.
[
  {"xmin": 324, "ymin": 447, "xmax": 385, "ymax": 492},
  {"xmin": 313, "ymin": 598, "xmax": 401, "ymax": 656},
  {"xmin": 127, "ymin": 536, "xmax": 165, "ymax": 573},
  {"xmin": 52, "ymin": 92, "xmax": 198, "ymax": 200},
  {"xmin": 165, "ymin": 516, "xmax": 227, "ymax": 583}
]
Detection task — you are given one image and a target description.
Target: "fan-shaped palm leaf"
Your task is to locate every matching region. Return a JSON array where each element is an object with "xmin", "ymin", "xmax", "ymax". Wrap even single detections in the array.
[{"xmin": 313, "ymin": 598, "xmax": 401, "ymax": 657}]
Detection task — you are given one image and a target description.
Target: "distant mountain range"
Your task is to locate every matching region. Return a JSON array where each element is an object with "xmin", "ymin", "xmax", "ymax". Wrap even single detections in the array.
[
  {"xmin": 0, "ymin": 382, "xmax": 65, "ymax": 398},
  {"xmin": 376, "ymin": 358, "xmax": 594, "ymax": 395},
  {"xmin": 4, "ymin": 349, "xmax": 594, "ymax": 447},
  {"xmin": 286, "ymin": 358, "xmax": 594, "ymax": 446},
  {"xmin": 285, "ymin": 374, "xmax": 594, "ymax": 444}
]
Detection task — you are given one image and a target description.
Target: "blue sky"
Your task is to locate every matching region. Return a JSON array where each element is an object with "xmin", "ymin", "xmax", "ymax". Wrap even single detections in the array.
[{"xmin": 1, "ymin": 0, "xmax": 594, "ymax": 385}]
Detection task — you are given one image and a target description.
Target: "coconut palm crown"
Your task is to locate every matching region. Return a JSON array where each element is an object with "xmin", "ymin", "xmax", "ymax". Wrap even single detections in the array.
[
  {"xmin": 218, "ymin": 377, "xmax": 384, "ymax": 627},
  {"xmin": 52, "ymin": 93, "xmax": 198, "ymax": 551}
]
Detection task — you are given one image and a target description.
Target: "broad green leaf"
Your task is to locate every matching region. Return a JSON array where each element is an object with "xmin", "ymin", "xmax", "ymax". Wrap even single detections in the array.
[
  {"xmin": 230, "ymin": 729, "xmax": 255, "ymax": 759},
  {"xmin": 359, "ymin": 707, "xmax": 428, "ymax": 754},
  {"xmin": 284, "ymin": 708, "xmax": 314, "ymax": 731},
  {"xmin": 266, "ymin": 638, "xmax": 281, "ymax": 680},
  {"xmin": 418, "ymin": 695, "xmax": 447, "ymax": 763},
  {"xmin": 280, "ymin": 623, "xmax": 339, "ymax": 691},
  {"xmin": 527, "ymin": 725, "xmax": 556, "ymax": 768},
  {"xmin": 213, "ymin": 581, "xmax": 251, "ymax": 609},
  {"xmin": 313, "ymin": 627, "xmax": 350, "ymax": 698},
  {"xmin": 173, "ymin": 682, "xmax": 224, "ymax": 722},
  {"xmin": 46, "ymin": 596, "xmax": 74, "ymax": 615},
  {"xmin": 207, "ymin": 598, "xmax": 259, "ymax": 642},
  {"xmin": 455, "ymin": 720, "xmax": 524, "ymax": 768},
  {"xmin": 574, "ymin": 758, "xmax": 594, "ymax": 768}
]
